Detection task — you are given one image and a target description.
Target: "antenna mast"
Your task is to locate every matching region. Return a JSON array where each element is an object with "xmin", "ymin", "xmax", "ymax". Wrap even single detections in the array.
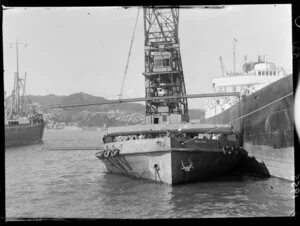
[
  {"xmin": 233, "ymin": 38, "xmax": 237, "ymax": 73},
  {"xmin": 220, "ymin": 56, "xmax": 224, "ymax": 76}
]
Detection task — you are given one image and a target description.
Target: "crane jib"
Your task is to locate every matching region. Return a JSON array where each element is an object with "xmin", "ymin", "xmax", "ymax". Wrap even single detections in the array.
[{"xmin": 50, "ymin": 92, "xmax": 240, "ymax": 108}]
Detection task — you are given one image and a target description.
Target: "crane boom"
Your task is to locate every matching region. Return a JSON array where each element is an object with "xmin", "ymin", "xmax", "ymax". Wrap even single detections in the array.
[{"xmin": 50, "ymin": 92, "xmax": 240, "ymax": 109}]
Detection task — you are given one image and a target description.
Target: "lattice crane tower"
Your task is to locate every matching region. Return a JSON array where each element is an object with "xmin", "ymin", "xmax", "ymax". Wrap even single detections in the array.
[{"xmin": 143, "ymin": 8, "xmax": 189, "ymax": 124}]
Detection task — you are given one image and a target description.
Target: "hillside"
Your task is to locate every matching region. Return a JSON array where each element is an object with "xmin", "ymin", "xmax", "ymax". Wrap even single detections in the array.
[
  {"xmin": 25, "ymin": 93, "xmax": 145, "ymax": 113},
  {"xmin": 23, "ymin": 92, "xmax": 205, "ymax": 129}
]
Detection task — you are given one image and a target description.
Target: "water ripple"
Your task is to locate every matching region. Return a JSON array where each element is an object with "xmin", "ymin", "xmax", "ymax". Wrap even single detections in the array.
[{"xmin": 5, "ymin": 130, "xmax": 295, "ymax": 219}]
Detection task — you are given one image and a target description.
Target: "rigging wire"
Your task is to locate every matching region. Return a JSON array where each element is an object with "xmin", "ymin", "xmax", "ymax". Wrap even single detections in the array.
[
  {"xmin": 179, "ymin": 91, "xmax": 293, "ymax": 145},
  {"xmin": 119, "ymin": 7, "xmax": 141, "ymax": 100},
  {"xmin": 203, "ymin": 92, "xmax": 294, "ymax": 135}
]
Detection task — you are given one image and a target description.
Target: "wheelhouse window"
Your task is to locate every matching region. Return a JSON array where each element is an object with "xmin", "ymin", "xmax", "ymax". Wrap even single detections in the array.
[
  {"xmin": 163, "ymin": 59, "xmax": 170, "ymax": 66},
  {"xmin": 154, "ymin": 59, "xmax": 163, "ymax": 66}
]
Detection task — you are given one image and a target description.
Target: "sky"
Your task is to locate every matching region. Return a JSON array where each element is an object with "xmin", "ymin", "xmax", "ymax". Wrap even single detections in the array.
[{"xmin": 3, "ymin": 5, "xmax": 293, "ymax": 109}]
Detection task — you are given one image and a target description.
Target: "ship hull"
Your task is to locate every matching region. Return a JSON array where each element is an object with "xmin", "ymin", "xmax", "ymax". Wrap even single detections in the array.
[
  {"xmin": 204, "ymin": 74, "xmax": 294, "ymax": 180},
  {"xmin": 5, "ymin": 122, "xmax": 46, "ymax": 148},
  {"xmin": 98, "ymin": 138, "xmax": 243, "ymax": 185}
]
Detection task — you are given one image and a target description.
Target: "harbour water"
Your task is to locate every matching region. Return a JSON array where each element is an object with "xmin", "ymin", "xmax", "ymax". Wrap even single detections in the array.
[{"xmin": 5, "ymin": 130, "xmax": 295, "ymax": 219}]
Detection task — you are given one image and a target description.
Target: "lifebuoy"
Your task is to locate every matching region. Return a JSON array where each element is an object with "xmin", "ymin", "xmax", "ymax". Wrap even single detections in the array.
[
  {"xmin": 103, "ymin": 149, "xmax": 111, "ymax": 158},
  {"xmin": 111, "ymin": 148, "xmax": 120, "ymax": 157},
  {"xmin": 95, "ymin": 151, "xmax": 104, "ymax": 159},
  {"xmin": 157, "ymin": 141, "xmax": 165, "ymax": 146}
]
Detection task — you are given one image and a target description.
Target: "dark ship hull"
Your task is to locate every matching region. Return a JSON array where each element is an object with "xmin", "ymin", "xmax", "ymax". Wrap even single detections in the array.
[
  {"xmin": 204, "ymin": 74, "xmax": 294, "ymax": 180},
  {"xmin": 5, "ymin": 122, "xmax": 46, "ymax": 148}
]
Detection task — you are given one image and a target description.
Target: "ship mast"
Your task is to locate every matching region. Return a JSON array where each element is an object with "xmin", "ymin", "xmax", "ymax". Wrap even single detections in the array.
[
  {"xmin": 9, "ymin": 40, "xmax": 27, "ymax": 119},
  {"xmin": 220, "ymin": 56, "xmax": 224, "ymax": 76},
  {"xmin": 143, "ymin": 7, "xmax": 189, "ymax": 124}
]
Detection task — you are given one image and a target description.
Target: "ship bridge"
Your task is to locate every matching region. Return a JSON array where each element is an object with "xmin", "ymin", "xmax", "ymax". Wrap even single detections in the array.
[{"xmin": 213, "ymin": 56, "xmax": 286, "ymax": 94}]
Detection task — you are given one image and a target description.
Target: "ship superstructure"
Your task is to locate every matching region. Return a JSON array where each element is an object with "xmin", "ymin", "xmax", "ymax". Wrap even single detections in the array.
[{"xmin": 205, "ymin": 55, "xmax": 287, "ymax": 119}]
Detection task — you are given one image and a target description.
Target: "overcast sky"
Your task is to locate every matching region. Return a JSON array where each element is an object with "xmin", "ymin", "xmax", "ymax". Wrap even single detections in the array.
[{"xmin": 3, "ymin": 5, "xmax": 292, "ymax": 109}]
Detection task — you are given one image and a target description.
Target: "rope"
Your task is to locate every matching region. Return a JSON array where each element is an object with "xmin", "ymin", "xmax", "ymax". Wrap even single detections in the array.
[
  {"xmin": 203, "ymin": 92, "xmax": 293, "ymax": 135},
  {"xmin": 48, "ymin": 147, "xmax": 102, "ymax": 150},
  {"xmin": 178, "ymin": 91, "xmax": 293, "ymax": 145},
  {"xmin": 119, "ymin": 7, "xmax": 141, "ymax": 99},
  {"xmin": 154, "ymin": 166, "xmax": 163, "ymax": 184},
  {"xmin": 182, "ymin": 136, "xmax": 197, "ymax": 144}
]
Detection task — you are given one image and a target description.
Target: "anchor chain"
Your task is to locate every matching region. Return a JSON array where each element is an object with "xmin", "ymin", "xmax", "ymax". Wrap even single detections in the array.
[{"xmin": 154, "ymin": 164, "xmax": 162, "ymax": 184}]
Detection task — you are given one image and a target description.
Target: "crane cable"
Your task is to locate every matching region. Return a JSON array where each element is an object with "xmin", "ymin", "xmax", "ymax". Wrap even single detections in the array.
[
  {"xmin": 179, "ymin": 91, "xmax": 293, "ymax": 145},
  {"xmin": 119, "ymin": 7, "xmax": 141, "ymax": 100},
  {"xmin": 203, "ymin": 91, "xmax": 294, "ymax": 135}
]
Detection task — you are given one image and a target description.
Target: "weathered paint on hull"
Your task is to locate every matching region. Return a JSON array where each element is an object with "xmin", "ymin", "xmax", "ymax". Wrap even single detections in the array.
[
  {"xmin": 171, "ymin": 150, "xmax": 241, "ymax": 184},
  {"xmin": 100, "ymin": 149, "xmax": 242, "ymax": 185},
  {"xmin": 5, "ymin": 122, "xmax": 46, "ymax": 148},
  {"xmin": 101, "ymin": 151, "xmax": 173, "ymax": 184},
  {"xmin": 204, "ymin": 74, "xmax": 294, "ymax": 180},
  {"xmin": 243, "ymin": 143, "xmax": 294, "ymax": 180}
]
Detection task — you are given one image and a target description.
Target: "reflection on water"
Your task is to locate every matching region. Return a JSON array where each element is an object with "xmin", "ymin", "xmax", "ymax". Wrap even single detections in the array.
[{"xmin": 5, "ymin": 130, "xmax": 295, "ymax": 219}]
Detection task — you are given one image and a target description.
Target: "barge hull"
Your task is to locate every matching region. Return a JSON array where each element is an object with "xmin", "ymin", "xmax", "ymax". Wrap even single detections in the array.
[{"xmin": 100, "ymin": 149, "xmax": 242, "ymax": 185}]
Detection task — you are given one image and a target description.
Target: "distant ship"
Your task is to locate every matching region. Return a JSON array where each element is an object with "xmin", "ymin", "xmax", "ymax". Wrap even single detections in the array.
[
  {"xmin": 93, "ymin": 8, "xmax": 248, "ymax": 185},
  {"xmin": 5, "ymin": 40, "xmax": 46, "ymax": 148},
  {"xmin": 204, "ymin": 54, "xmax": 294, "ymax": 180},
  {"xmin": 5, "ymin": 113, "xmax": 46, "ymax": 148}
]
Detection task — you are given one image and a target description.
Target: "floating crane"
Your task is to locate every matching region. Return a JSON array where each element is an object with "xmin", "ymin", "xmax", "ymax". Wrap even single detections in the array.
[{"xmin": 142, "ymin": 7, "xmax": 189, "ymax": 123}]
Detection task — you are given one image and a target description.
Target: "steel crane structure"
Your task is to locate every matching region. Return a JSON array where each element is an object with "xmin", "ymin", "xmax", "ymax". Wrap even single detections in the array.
[{"xmin": 143, "ymin": 8, "xmax": 189, "ymax": 124}]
